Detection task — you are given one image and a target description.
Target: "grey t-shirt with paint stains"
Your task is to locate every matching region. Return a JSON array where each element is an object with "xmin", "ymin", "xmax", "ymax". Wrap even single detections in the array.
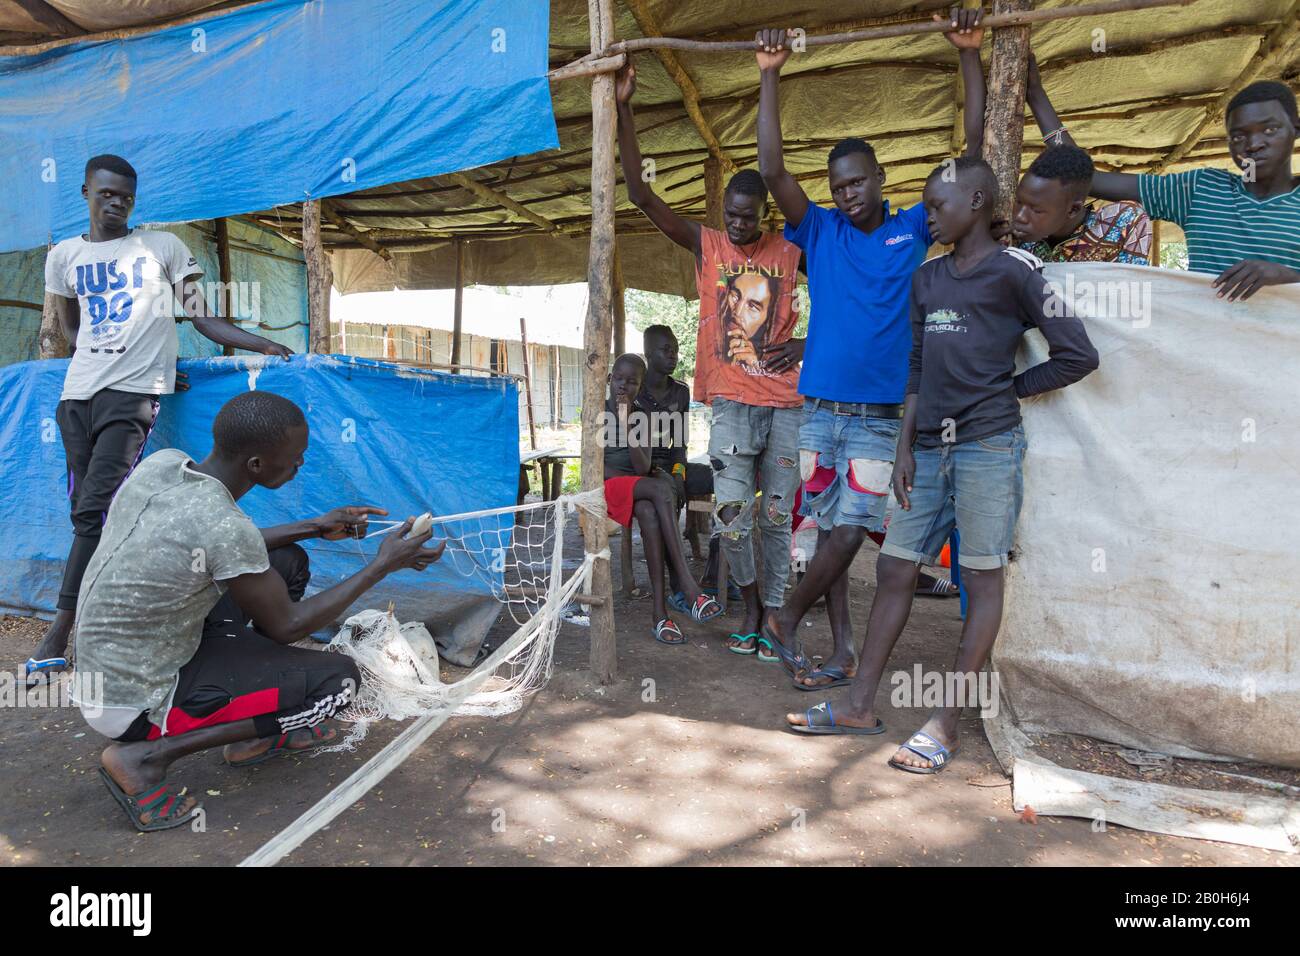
[{"xmin": 72, "ymin": 448, "xmax": 270, "ymax": 733}]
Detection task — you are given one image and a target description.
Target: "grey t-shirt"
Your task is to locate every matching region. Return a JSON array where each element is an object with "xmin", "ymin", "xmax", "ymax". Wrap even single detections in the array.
[
  {"xmin": 907, "ymin": 247, "xmax": 1099, "ymax": 447},
  {"xmin": 44, "ymin": 229, "xmax": 202, "ymax": 401},
  {"xmin": 71, "ymin": 448, "xmax": 270, "ymax": 733}
]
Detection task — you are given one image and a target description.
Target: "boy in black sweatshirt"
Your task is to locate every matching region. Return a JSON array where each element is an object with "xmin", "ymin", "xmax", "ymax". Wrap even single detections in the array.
[{"xmin": 786, "ymin": 157, "xmax": 1099, "ymax": 773}]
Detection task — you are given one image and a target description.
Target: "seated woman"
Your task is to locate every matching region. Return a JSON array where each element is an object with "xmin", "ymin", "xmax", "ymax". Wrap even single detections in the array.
[{"xmin": 603, "ymin": 353, "xmax": 721, "ymax": 644}]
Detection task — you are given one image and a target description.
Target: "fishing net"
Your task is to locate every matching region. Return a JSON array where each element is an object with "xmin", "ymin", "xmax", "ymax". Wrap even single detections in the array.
[{"xmin": 317, "ymin": 489, "xmax": 606, "ymax": 751}]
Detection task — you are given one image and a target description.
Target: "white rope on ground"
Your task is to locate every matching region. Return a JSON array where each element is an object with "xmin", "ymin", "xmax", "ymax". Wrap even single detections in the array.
[{"xmin": 239, "ymin": 490, "xmax": 607, "ymax": 868}]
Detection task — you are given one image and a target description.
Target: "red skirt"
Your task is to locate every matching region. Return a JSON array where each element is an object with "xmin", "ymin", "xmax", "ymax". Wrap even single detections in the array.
[{"xmin": 604, "ymin": 476, "xmax": 643, "ymax": 527}]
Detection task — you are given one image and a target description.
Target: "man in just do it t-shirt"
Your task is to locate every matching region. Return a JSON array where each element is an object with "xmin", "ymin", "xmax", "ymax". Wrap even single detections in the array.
[{"xmin": 27, "ymin": 154, "xmax": 293, "ymax": 686}]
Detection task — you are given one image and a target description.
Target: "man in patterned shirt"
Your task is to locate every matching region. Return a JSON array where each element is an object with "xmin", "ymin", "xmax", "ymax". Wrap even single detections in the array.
[
  {"xmin": 969, "ymin": 53, "xmax": 1153, "ymax": 265},
  {"xmin": 1012, "ymin": 144, "xmax": 1152, "ymax": 265}
]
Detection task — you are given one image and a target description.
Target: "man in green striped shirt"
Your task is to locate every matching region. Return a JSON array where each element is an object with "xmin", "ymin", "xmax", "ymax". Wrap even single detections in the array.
[{"xmin": 1090, "ymin": 80, "xmax": 1300, "ymax": 301}]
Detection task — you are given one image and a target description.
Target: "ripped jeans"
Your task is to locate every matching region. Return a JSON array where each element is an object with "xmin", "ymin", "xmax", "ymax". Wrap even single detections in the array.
[
  {"xmin": 797, "ymin": 398, "xmax": 901, "ymax": 533},
  {"xmin": 707, "ymin": 397, "xmax": 802, "ymax": 609}
]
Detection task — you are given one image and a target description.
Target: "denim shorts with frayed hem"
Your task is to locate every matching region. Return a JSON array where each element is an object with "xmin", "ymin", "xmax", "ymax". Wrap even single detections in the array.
[{"xmin": 880, "ymin": 425, "xmax": 1027, "ymax": 571}]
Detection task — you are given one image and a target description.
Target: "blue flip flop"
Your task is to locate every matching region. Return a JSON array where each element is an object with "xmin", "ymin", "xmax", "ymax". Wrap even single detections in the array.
[
  {"xmin": 667, "ymin": 591, "xmax": 690, "ymax": 615},
  {"xmin": 25, "ymin": 656, "xmax": 68, "ymax": 686},
  {"xmin": 789, "ymin": 700, "xmax": 886, "ymax": 736},
  {"xmin": 758, "ymin": 623, "xmax": 809, "ymax": 676},
  {"xmin": 793, "ymin": 663, "xmax": 854, "ymax": 691},
  {"xmin": 889, "ymin": 731, "xmax": 960, "ymax": 774}
]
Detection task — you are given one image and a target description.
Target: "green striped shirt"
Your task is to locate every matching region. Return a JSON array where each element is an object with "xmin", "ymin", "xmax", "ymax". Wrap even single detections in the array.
[{"xmin": 1137, "ymin": 167, "xmax": 1300, "ymax": 275}]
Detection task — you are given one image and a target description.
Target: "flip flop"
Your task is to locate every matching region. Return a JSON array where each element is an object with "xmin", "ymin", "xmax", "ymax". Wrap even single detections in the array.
[
  {"xmin": 667, "ymin": 591, "xmax": 690, "ymax": 615},
  {"xmin": 793, "ymin": 663, "xmax": 855, "ymax": 691},
  {"xmin": 25, "ymin": 656, "xmax": 68, "ymax": 687},
  {"xmin": 756, "ymin": 636, "xmax": 779, "ymax": 663},
  {"xmin": 703, "ymin": 582, "xmax": 743, "ymax": 602},
  {"xmin": 758, "ymin": 622, "xmax": 809, "ymax": 676},
  {"xmin": 889, "ymin": 731, "xmax": 960, "ymax": 774},
  {"xmin": 97, "ymin": 767, "xmax": 200, "ymax": 833},
  {"xmin": 689, "ymin": 593, "xmax": 723, "ymax": 623},
  {"xmin": 653, "ymin": 618, "xmax": 685, "ymax": 645},
  {"xmin": 224, "ymin": 722, "xmax": 338, "ymax": 767},
  {"xmin": 789, "ymin": 700, "xmax": 886, "ymax": 736},
  {"xmin": 726, "ymin": 632, "xmax": 759, "ymax": 655}
]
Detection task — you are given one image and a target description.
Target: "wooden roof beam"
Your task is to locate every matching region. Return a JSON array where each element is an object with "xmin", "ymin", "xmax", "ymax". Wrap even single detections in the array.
[
  {"xmin": 623, "ymin": 0, "xmax": 738, "ymax": 176},
  {"xmin": 1151, "ymin": 3, "xmax": 1300, "ymax": 172},
  {"xmin": 444, "ymin": 171, "xmax": 558, "ymax": 232},
  {"xmin": 320, "ymin": 200, "xmax": 392, "ymax": 261}
]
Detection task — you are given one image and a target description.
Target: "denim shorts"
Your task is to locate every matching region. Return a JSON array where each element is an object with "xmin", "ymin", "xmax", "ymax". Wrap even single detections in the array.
[
  {"xmin": 797, "ymin": 399, "xmax": 901, "ymax": 532},
  {"xmin": 880, "ymin": 425, "xmax": 1027, "ymax": 571}
]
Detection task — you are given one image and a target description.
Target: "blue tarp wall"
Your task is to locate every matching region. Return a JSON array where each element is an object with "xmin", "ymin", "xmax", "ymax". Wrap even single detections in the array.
[
  {"xmin": 0, "ymin": 0, "xmax": 557, "ymax": 252},
  {"xmin": 0, "ymin": 219, "xmax": 309, "ymax": 364},
  {"xmin": 0, "ymin": 354, "xmax": 520, "ymax": 662}
]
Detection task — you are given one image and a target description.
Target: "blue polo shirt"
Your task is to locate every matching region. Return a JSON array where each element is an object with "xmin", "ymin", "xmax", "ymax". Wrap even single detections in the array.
[{"xmin": 785, "ymin": 200, "xmax": 931, "ymax": 404}]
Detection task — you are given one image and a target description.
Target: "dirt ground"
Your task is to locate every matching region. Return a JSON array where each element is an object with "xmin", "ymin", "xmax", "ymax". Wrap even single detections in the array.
[{"xmin": 2, "ymin": 524, "xmax": 1296, "ymax": 868}]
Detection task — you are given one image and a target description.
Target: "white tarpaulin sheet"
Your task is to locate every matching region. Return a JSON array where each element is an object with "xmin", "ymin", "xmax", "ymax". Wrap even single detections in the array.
[{"xmin": 995, "ymin": 263, "xmax": 1300, "ymax": 769}]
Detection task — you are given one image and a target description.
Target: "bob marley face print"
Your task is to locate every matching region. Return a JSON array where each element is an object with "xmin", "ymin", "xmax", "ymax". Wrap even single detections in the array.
[{"xmin": 720, "ymin": 271, "xmax": 781, "ymax": 369}]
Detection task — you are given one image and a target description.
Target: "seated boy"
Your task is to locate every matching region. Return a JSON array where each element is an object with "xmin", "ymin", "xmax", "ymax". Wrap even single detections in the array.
[
  {"xmin": 785, "ymin": 158, "xmax": 1099, "ymax": 774},
  {"xmin": 73, "ymin": 391, "xmax": 444, "ymax": 831},
  {"xmin": 604, "ymin": 353, "xmax": 721, "ymax": 643}
]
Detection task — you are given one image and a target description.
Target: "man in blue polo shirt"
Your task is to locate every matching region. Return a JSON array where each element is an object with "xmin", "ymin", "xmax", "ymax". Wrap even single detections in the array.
[{"xmin": 753, "ymin": 14, "xmax": 984, "ymax": 688}]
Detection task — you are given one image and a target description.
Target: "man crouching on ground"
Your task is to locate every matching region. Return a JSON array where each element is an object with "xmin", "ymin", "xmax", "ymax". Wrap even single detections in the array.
[{"xmin": 72, "ymin": 390, "xmax": 444, "ymax": 831}]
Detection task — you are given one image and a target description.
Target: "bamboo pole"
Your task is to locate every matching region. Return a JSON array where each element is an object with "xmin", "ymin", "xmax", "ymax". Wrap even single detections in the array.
[
  {"xmin": 302, "ymin": 199, "xmax": 331, "ymax": 354},
  {"xmin": 583, "ymin": 0, "xmax": 618, "ymax": 684},
  {"xmin": 600, "ymin": 0, "xmax": 1196, "ymax": 56},
  {"xmin": 215, "ymin": 217, "xmax": 235, "ymax": 357},
  {"xmin": 451, "ymin": 239, "xmax": 464, "ymax": 372},
  {"xmin": 981, "ymin": 0, "xmax": 1033, "ymax": 227},
  {"xmin": 520, "ymin": 316, "xmax": 538, "ymax": 451}
]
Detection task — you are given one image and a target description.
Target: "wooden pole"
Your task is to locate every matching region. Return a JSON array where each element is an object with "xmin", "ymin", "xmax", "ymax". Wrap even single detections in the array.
[
  {"xmin": 215, "ymin": 217, "xmax": 235, "ymax": 356},
  {"xmin": 704, "ymin": 156, "xmax": 724, "ymax": 230},
  {"xmin": 613, "ymin": 244, "xmax": 626, "ymax": 358},
  {"xmin": 451, "ymin": 239, "xmax": 464, "ymax": 372},
  {"xmin": 1150, "ymin": 218, "xmax": 1162, "ymax": 266},
  {"xmin": 551, "ymin": 344, "xmax": 562, "ymax": 427},
  {"xmin": 519, "ymin": 317, "xmax": 538, "ymax": 451},
  {"xmin": 302, "ymin": 199, "xmax": 331, "ymax": 354},
  {"xmin": 980, "ymin": 0, "xmax": 1033, "ymax": 227},
  {"xmin": 583, "ymin": 0, "xmax": 618, "ymax": 684},
  {"xmin": 598, "ymin": 0, "xmax": 1195, "ymax": 56}
]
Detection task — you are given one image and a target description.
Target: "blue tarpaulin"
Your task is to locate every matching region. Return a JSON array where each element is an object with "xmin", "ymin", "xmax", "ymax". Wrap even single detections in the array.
[
  {"xmin": 0, "ymin": 354, "xmax": 521, "ymax": 663},
  {"xmin": 0, "ymin": 0, "xmax": 557, "ymax": 253}
]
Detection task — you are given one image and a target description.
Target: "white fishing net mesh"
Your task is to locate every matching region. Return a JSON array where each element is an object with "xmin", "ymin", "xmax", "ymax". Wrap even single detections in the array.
[{"xmin": 318, "ymin": 489, "xmax": 606, "ymax": 751}]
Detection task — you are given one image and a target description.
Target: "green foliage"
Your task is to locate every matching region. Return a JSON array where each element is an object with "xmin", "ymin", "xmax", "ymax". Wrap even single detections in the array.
[
  {"xmin": 625, "ymin": 289, "xmax": 697, "ymax": 379},
  {"xmin": 1159, "ymin": 241, "xmax": 1189, "ymax": 271}
]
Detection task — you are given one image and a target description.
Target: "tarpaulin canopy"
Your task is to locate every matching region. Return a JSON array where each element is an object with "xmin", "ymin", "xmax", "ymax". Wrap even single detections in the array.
[
  {"xmin": 0, "ymin": 353, "xmax": 521, "ymax": 664},
  {"xmin": 3, "ymin": 2, "xmax": 1293, "ymax": 294},
  {"xmin": 0, "ymin": 0, "xmax": 558, "ymax": 253},
  {"xmin": 995, "ymin": 263, "xmax": 1300, "ymax": 769}
]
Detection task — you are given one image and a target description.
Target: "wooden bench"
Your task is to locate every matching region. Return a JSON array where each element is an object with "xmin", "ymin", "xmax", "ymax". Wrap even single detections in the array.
[{"xmin": 518, "ymin": 446, "xmax": 577, "ymax": 503}]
